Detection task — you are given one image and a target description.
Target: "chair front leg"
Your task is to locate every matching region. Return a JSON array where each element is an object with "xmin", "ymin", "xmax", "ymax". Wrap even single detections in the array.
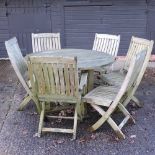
[
  {"xmin": 87, "ymin": 70, "xmax": 94, "ymax": 92},
  {"xmin": 73, "ymin": 103, "xmax": 78, "ymax": 140},
  {"xmin": 118, "ymin": 103, "xmax": 135, "ymax": 124},
  {"xmin": 32, "ymin": 96, "xmax": 41, "ymax": 114},
  {"xmin": 18, "ymin": 94, "xmax": 31, "ymax": 111},
  {"xmin": 131, "ymin": 96, "xmax": 143, "ymax": 107},
  {"xmin": 89, "ymin": 104, "xmax": 125, "ymax": 139},
  {"xmin": 77, "ymin": 101, "xmax": 87, "ymax": 121},
  {"xmin": 122, "ymin": 88, "xmax": 143, "ymax": 108},
  {"xmin": 18, "ymin": 93, "xmax": 41, "ymax": 114},
  {"xmin": 89, "ymin": 103, "xmax": 110, "ymax": 131},
  {"xmin": 38, "ymin": 102, "xmax": 45, "ymax": 137}
]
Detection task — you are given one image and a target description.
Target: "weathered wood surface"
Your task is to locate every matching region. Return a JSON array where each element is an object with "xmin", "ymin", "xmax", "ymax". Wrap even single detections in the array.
[
  {"xmin": 92, "ymin": 34, "xmax": 120, "ymax": 73},
  {"xmin": 5, "ymin": 37, "xmax": 41, "ymax": 113},
  {"xmin": 122, "ymin": 39, "xmax": 154, "ymax": 107},
  {"xmin": 102, "ymin": 71, "xmax": 125, "ymax": 86},
  {"xmin": 27, "ymin": 49, "xmax": 114, "ymax": 102},
  {"xmin": 27, "ymin": 49, "xmax": 115, "ymax": 70},
  {"xmin": 28, "ymin": 56, "xmax": 79, "ymax": 101},
  {"xmin": 102, "ymin": 37, "xmax": 154, "ymax": 107},
  {"xmin": 93, "ymin": 33, "xmax": 120, "ymax": 57},
  {"xmin": 32, "ymin": 33, "xmax": 61, "ymax": 53},
  {"xmin": 123, "ymin": 36, "xmax": 152, "ymax": 71},
  {"xmin": 83, "ymin": 51, "xmax": 146, "ymax": 139},
  {"xmin": 28, "ymin": 56, "xmax": 87, "ymax": 139}
]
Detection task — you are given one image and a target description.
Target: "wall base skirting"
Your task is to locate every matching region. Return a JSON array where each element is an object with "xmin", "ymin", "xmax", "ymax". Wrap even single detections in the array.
[{"xmin": 117, "ymin": 55, "xmax": 155, "ymax": 62}]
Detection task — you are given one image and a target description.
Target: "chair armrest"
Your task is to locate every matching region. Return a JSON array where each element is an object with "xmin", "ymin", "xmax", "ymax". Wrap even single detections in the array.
[{"xmin": 79, "ymin": 72, "xmax": 88, "ymax": 92}]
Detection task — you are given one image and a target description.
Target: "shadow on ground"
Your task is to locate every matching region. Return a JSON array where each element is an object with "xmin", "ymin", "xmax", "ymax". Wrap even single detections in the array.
[{"xmin": 0, "ymin": 60, "xmax": 155, "ymax": 155}]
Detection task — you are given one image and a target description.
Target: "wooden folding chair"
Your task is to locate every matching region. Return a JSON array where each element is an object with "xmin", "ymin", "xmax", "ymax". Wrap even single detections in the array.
[
  {"xmin": 32, "ymin": 33, "xmax": 61, "ymax": 53},
  {"xmin": 28, "ymin": 56, "xmax": 86, "ymax": 139},
  {"xmin": 83, "ymin": 50, "xmax": 146, "ymax": 139},
  {"xmin": 102, "ymin": 36, "xmax": 154, "ymax": 107},
  {"xmin": 93, "ymin": 33, "xmax": 120, "ymax": 74},
  {"xmin": 93, "ymin": 33, "xmax": 120, "ymax": 56},
  {"xmin": 5, "ymin": 37, "xmax": 41, "ymax": 113}
]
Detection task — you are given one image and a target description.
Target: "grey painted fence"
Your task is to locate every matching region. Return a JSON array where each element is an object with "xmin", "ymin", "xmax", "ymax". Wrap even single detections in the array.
[{"xmin": 0, "ymin": 0, "xmax": 155, "ymax": 58}]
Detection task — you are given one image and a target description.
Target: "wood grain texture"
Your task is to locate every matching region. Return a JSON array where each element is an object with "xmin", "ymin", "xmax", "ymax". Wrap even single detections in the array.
[
  {"xmin": 93, "ymin": 33, "xmax": 120, "ymax": 57},
  {"xmin": 32, "ymin": 33, "xmax": 61, "ymax": 53},
  {"xmin": 102, "ymin": 37, "xmax": 154, "ymax": 108},
  {"xmin": 5, "ymin": 37, "xmax": 41, "ymax": 113},
  {"xmin": 123, "ymin": 36, "xmax": 152, "ymax": 71},
  {"xmin": 27, "ymin": 49, "xmax": 115, "ymax": 69},
  {"xmin": 28, "ymin": 56, "xmax": 85, "ymax": 139},
  {"xmin": 83, "ymin": 51, "xmax": 145, "ymax": 139}
]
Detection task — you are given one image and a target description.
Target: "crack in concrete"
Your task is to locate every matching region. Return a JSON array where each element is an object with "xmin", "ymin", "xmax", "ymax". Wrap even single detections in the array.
[
  {"xmin": 0, "ymin": 105, "xmax": 11, "ymax": 133},
  {"xmin": 0, "ymin": 82, "xmax": 18, "ymax": 134}
]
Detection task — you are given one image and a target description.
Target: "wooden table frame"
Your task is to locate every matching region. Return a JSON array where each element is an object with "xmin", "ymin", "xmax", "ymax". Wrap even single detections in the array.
[
  {"xmin": 27, "ymin": 49, "xmax": 114, "ymax": 88},
  {"xmin": 27, "ymin": 49, "xmax": 115, "ymax": 118}
]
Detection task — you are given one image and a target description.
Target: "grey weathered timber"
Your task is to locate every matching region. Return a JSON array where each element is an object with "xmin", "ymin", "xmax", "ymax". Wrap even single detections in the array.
[
  {"xmin": 32, "ymin": 33, "xmax": 61, "ymax": 53},
  {"xmin": 27, "ymin": 48, "xmax": 115, "ymax": 97},
  {"xmin": 122, "ymin": 40, "xmax": 154, "ymax": 107},
  {"xmin": 93, "ymin": 33, "xmax": 120, "ymax": 57},
  {"xmin": 5, "ymin": 37, "xmax": 41, "ymax": 113},
  {"xmin": 123, "ymin": 36, "xmax": 153, "ymax": 71},
  {"xmin": 28, "ymin": 56, "xmax": 87, "ymax": 139},
  {"xmin": 102, "ymin": 37, "xmax": 154, "ymax": 107},
  {"xmin": 92, "ymin": 33, "xmax": 120, "ymax": 73},
  {"xmin": 27, "ymin": 49, "xmax": 115, "ymax": 69},
  {"xmin": 83, "ymin": 51, "xmax": 146, "ymax": 139}
]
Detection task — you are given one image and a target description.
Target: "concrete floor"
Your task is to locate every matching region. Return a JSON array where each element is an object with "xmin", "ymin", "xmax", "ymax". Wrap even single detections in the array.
[{"xmin": 0, "ymin": 60, "xmax": 155, "ymax": 155}]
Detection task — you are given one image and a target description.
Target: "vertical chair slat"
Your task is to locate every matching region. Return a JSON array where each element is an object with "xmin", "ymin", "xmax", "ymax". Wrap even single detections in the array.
[
  {"xmin": 37, "ymin": 38, "xmax": 41, "ymax": 52},
  {"xmin": 59, "ymin": 65, "xmax": 65, "ymax": 95},
  {"xmin": 53, "ymin": 63, "xmax": 60, "ymax": 94},
  {"xmin": 46, "ymin": 37, "xmax": 50, "ymax": 50},
  {"xmin": 35, "ymin": 63, "xmax": 45, "ymax": 95},
  {"xmin": 42, "ymin": 64, "xmax": 51, "ymax": 94},
  {"xmin": 52, "ymin": 37, "xmax": 56, "ymax": 50},
  {"xmin": 48, "ymin": 64, "xmax": 56, "ymax": 94},
  {"xmin": 64, "ymin": 64, "xmax": 70, "ymax": 96},
  {"xmin": 69, "ymin": 64, "xmax": 75, "ymax": 96}
]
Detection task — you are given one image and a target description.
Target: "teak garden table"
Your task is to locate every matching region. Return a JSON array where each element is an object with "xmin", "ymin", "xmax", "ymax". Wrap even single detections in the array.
[
  {"xmin": 27, "ymin": 49, "xmax": 114, "ymax": 90},
  {"xmin": 27, "ymin": 49, "xmax": 115, "ymax": 118}
]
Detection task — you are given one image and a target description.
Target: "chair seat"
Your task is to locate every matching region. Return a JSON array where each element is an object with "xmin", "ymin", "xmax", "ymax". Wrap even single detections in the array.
[
  {"xmin": 102, "ymin": 71, "xmax": 125, "ymax": 86},
  {"xmin": 83, "ymin": 86, "xmax": 120, "ymax": 107}
]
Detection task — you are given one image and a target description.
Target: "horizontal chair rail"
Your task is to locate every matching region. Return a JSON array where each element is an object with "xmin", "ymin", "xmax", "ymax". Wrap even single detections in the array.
[
  {"xmin": 42, "ymin": 128, "xmax": 74, "ymax": 133},
  {"xmin": 46, "ymin": 115, "xmax": 74, "ymax": 120}
]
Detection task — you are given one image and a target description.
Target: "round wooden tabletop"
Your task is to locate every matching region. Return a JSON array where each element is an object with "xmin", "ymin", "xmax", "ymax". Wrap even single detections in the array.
[{"xmin": 27, "ymin": 49, "xmax": 115, "ymax": 69}]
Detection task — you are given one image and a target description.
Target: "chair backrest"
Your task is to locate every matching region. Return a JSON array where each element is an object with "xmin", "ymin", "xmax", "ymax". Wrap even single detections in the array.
[
  {"xmin": 32, "ymin": 33, "xmax": 61, "ymax": 53},
  {"xmin": 5, "ymin": 37, "xmax": 30, "ymax": 93},
  {"xmin": 92, "ymin": 33, "xmax": 120, "ymax": 56},
  {"xmin": 126, "ymin": 50, "xmax": 147, "ymax": 90},
  {"xmin": 123, "ymin": 36, "xmax": 153, "ymax": 71},
  {"xmin": 107, "ymin": 50, "xmax": 147, "ymax": 115},
  {"xmin": 134, "ymin": 39, "xmax": 154, "ymax": 89},
  {"xmin": 28, "ymin": 56, "xmax": 79, "ymax": 102}
]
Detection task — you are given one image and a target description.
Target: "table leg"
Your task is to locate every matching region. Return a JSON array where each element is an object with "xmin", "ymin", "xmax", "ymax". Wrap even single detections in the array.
[
  {"xmin": 77, "ymin": 69, "xmax": 94, "ymax": 120},
  {"xmin": 87, "ymin": 69, "xmax": 94, "ymax": 92}
]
